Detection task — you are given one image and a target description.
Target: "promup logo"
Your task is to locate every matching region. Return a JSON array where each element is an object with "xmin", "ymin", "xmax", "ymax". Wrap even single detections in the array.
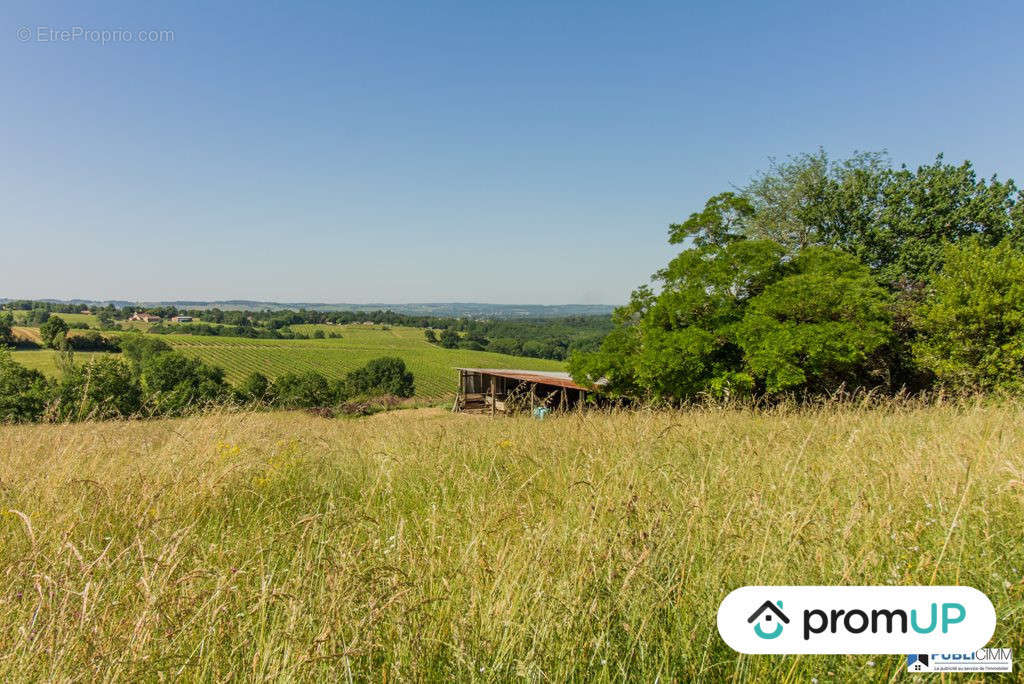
[
  {"xmin": 748, "ymin": 600, "xmax": 789, "ymax": 639},
  {"xmin": 718, "ymin": 586, "xmax": 996, "ymax": 654}
]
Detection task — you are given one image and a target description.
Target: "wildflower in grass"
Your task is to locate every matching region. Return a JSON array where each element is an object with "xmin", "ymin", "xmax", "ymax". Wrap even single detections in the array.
[
  {"xmin": 215, "ymin": 441, "xmax": 241, "ymax": 460},
  {"xmin": 498, "ymin": 438, "xmax": 513, "ymax": 449}
]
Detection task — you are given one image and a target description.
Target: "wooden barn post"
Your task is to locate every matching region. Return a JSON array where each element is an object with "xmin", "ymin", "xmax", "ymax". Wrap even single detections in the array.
[{"xmin": 490, "ymin": 375, "xmax": 497, "ymax": 416}]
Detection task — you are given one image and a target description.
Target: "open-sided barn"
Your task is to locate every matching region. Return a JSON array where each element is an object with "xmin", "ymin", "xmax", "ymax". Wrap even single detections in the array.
[{"xmin": 454, "ymin": 368, "xmax": 596, "ymax": 415}]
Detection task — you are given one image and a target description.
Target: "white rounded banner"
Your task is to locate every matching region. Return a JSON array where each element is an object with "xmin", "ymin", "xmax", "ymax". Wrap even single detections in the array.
[{"xmin": 717, "ymin": 586, "xmax": 996, "ymax": 654}]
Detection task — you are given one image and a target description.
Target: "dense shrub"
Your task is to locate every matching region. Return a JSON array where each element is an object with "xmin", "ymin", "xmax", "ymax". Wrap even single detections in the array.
[
  {"xmin": 272, "ymin": 371, "xmax": 335, "ymax": 408},
  {"xmin": 0, "ymin": 350, "xmax": 51, "ymax": 423},
  {"xmin": 237, "ymin": 372, "xmax": 273, "ymax": 403},
  {"xmin": 487, "ymin": 337, "xmax": 521, "ymax": 356},
  {"xmin": 345, "ymin": 357, "xmax": 415, "ymax": 398},
  {"xmin": 65, "ymin": 330, "xmax": 120, "ymax": 352},
  {"xmin": 120, "ymin": 334, "xmax": 172, "ymax": 369},
  {"xmin": 140, "ymin": 352, "xmax": 231, "ymax": 415},
  {"xmin": 914, "ymin": 240, "xmax": 1024, "ymax": 393},
  {"xmin": 53, "ymin": 356, "xmax": 143, "ymax": 421}
]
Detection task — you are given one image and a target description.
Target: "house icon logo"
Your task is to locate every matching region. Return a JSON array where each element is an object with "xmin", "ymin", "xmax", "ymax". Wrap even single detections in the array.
[
  {"xmin": 906, "ymin": 654, "xmax": 930, "ymax": 671},
  {"xmin": 747, "ymin": 600, "xmax": 789, "ymax": 639}
]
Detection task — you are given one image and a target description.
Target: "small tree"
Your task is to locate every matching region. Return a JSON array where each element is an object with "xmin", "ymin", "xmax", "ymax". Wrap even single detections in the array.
[
  {"xmin": 424, "ymin": 329, "xmax": 437, "ymax": 344},
  {"xmin": 96, "ymin": 310, "xmax": 116, "ymax": 329},
  {"xmin": 0, "ymin": 311, "xmax": 14, "ymax": 347},
  {"xmin": 40, "ymin": 315, "xmax": 69, "ymax": 348},
  {"xmin": 438, "ymin": 329, "xmax": 459, "ymax": 349}
]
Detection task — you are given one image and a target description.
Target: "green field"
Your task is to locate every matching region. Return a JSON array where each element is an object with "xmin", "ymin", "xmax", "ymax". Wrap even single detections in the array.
[
  {"xmin": 10, "ymin": 325, "xmax": 565, "ymax": 398},
  {"xmin": 10, "ymin": 350, "xmax": 110, "ymax": 376},
  {"xmin": 12, "ymin": 312, "xmax": 99, "ymax": 327}
]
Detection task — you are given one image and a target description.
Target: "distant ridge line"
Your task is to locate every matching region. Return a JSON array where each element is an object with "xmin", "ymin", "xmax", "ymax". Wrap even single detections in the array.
[{"xmin": 0, "ymin": 298, "xmax": 616, "ymax": 319}]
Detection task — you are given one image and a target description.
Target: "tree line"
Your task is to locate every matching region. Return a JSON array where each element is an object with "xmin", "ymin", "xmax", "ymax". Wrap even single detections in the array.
[
  {"xmin": 0, "ymin": 334, "xmax": 415, "ymax": 424},
  {"xmin": 424, "ymin": 316, "xmax": 612, "ymax": 360},
  {"xmin": 569, "ymin": 151, "xmax": 1024, "ymax": 400}
]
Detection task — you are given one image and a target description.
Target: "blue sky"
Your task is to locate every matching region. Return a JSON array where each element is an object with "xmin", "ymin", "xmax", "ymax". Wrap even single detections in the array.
[{"xmin": 2, "ymin": 1, "xmax": 1022, "ymax": 304}]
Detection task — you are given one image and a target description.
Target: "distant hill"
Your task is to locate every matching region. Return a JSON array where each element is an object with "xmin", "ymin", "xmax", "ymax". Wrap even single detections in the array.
[{"xmin": 1, "ymin": 298, "xmax": 616, "ymax": 319}]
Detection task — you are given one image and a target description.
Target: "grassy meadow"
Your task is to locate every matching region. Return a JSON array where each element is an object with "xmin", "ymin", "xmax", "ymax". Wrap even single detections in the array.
[
  {"xmin": 11, "ymin": 313, "xmax": 98, "ymax": 327},
  {"xmin": 0, "ymin": 401, "xmax": 1021, "ymax": 681},
  {"xmin": 9, "ymin": 325, "xmax": 565, "ymax": 399}
]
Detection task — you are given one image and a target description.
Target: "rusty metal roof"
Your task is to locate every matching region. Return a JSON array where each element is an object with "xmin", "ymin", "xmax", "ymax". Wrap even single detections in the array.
[{"xmin": 456, "ymin": 368, "xmax": 593, "ymax": 391}]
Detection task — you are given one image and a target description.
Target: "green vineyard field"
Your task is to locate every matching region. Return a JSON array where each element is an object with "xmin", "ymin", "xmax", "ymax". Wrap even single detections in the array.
[{"xmin": 10, "ymin": 325, "xmax": 566, "ymax": 399}]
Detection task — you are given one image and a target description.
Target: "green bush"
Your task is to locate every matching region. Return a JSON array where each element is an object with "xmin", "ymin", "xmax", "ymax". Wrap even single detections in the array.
[
  {"xmin": 345, "ymin": 357, "xmax": 415, "ymax": 398},
  {"xmin": 53, "ymin": 356, "xmax": 143, "ymax": 421},
  {"xmin": 140, "ymin": 352, "xmax": 231, "ymax": 415},
  {"xmin": 119, "ymin": 334, "xmax": 172, "ymax": 369},
  {"xmin": 438, "ymin": 329, "xmax": 459, "ymax": 349},
  {"xmin": 237, "ymin": 372, "xmax": 273, "ymax": 403},
  {"xmin": 0, "ymin": 350, "xmax": 51, "ymax": 423},
  {"xmin": 65, "ymin": 330, "xmax": 120, "ymax": 352},
  {"xmin": 272, "ymin": 371, "xmax": 335, "ymax": 408},
  {"xmin": 914, "ymin": 240, "xmax": 1024, "ymax": 393}
]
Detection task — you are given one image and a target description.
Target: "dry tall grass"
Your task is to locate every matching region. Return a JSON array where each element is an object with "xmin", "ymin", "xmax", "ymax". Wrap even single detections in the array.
[{"xmin": 0, "ymin": 402, "xmax": 1022, "ymax": 681}]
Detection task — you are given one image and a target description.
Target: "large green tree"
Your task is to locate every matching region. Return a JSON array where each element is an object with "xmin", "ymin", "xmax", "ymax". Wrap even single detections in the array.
[
  {"xmin": 735, "ymin": 151, "xmax": 1020, "ymax": 285},
  {"xmin": 731, "ymin": 249, "xmax": 893, "ymax": 394},
  {"xmin": 571, "ymin": 240, "xmax": 893, "ymax": 401}
]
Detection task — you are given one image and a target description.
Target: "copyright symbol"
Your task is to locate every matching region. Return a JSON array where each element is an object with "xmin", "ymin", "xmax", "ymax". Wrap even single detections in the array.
[{"xmin": 17, "ymin": 26, "xmax": 32, "ymax": 42}]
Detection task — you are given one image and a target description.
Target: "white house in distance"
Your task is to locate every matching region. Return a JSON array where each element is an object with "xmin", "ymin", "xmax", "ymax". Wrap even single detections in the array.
[
  {"xmin": 128, "ymin": 312, "xmax": 161, "ymax": 323},
  {"xmin": 170, "ymin": 315, "xmax": 193, "ymax": 323}
]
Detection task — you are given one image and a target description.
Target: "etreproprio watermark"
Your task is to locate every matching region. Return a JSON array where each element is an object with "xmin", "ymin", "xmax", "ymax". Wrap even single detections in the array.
[{"xmin": 16, "ymin": 26, "xmax": 174, "ymax": 45}]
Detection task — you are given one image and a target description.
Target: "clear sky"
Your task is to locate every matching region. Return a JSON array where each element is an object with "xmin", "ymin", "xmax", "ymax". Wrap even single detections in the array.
[{"xmin": 2, "ymin": 1, "xmax": 1022, "ymax": 305}]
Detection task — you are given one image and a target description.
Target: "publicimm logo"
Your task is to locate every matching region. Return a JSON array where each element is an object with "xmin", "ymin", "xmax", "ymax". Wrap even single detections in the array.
[
  {"xmin": 907, "ymin": 649, "xmax": 1012, "ymax": 673},
  {"xmin": 717, "ymin": 586, "xmax": 996, "ymax": 654}
]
